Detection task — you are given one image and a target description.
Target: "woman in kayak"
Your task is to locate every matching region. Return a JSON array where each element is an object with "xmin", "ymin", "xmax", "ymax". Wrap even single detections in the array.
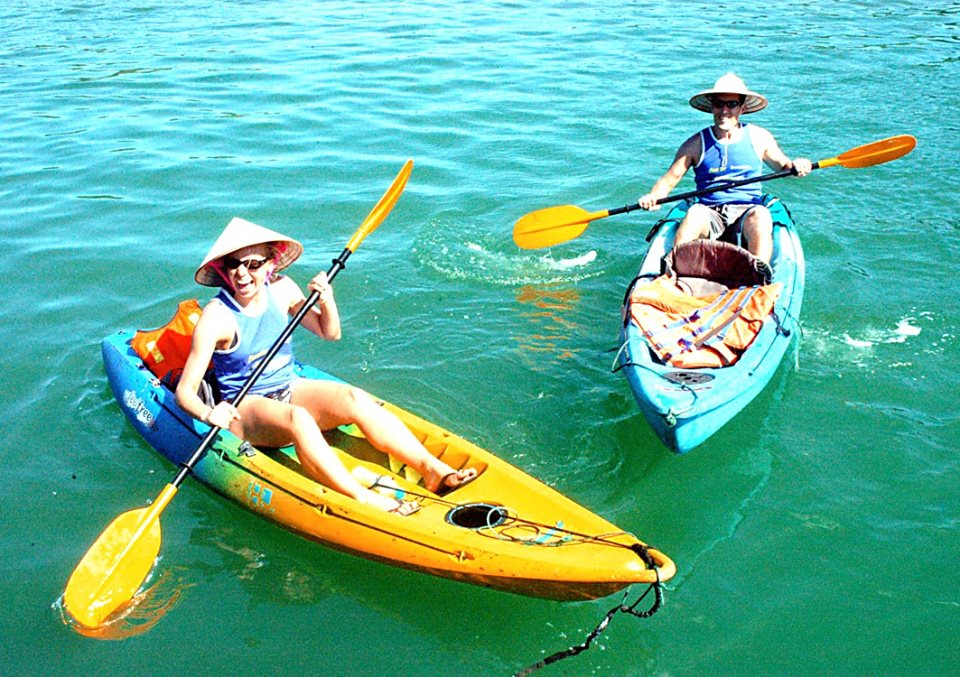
[{"xmin": 176, "ymin": 217, "xmax": 477, "ymax": 515}]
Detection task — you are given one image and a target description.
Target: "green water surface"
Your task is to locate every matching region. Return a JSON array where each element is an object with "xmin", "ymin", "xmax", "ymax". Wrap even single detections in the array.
[{"xmin": 1, "ymin": 1, "xmax": 957, "ymax": 674}]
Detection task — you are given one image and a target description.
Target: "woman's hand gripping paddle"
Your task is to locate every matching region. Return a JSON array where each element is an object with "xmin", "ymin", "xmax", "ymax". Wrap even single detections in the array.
[
  {"xmin": 63, "ymin": 160, "xmax": 414, "ymax": 628},
  {"xmin": 512, "ymin": 134, "xmax": 917, "ymax": 249}
]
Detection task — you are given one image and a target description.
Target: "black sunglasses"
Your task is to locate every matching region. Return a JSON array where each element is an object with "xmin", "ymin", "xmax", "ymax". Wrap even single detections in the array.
[
  {"xmin": 221, "ymin": 256, "xmax": 268, "ymax": 272},
  {"xmin": 711, "ymin": 98, "xmax": 743, "ymax": 110}
]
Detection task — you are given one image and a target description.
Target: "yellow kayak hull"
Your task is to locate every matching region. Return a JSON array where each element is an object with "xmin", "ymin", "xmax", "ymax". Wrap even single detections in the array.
[{"xmin": 104, "ymin": 330, "xmax": 675, "ymax": 600}]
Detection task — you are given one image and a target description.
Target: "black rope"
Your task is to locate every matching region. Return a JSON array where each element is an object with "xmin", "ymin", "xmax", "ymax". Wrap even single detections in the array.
[
  {"xmin": 378, "ymin": 482, "xmax": 653, "ymax": 553},
  {"xmin": 369, "ymin": 481, "xmax": 669, "ymax": 674},
  {"xmin": 515, "ymin": 548, "xmax": 664, "ymax": 676}
]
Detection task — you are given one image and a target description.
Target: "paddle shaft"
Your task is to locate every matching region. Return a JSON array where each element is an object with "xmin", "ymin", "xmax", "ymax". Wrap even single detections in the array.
[
  {"xmin": 604, "ymin": 165, "xmax": 804, "ymax": 220},
  {"xmin": 171, "ymin": 159, "xmax": 414, "ymax": 481},
  {"xmin": 170, "ymin": 249, "xmax": 352, "ymax": 488}
]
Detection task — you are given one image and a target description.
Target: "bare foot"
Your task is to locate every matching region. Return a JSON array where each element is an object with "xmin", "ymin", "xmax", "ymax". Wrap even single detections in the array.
[
  {"xmin": 426, "ymin": 467, "xmax": 478, "ymax": 495},
  {"xmin": 360, "ymin": 488, "xmax": 419, "ymax": 515}
]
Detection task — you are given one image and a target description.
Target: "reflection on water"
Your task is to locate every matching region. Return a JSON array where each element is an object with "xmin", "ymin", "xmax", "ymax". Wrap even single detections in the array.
[
  {"xmin": 55, "ymin": 521, "xmax": 335, "ymax": 639},
  {"xmin": 513, "ymin": 284, "xmax": 581, "ymax": 369},
  {"xmin": 191, "ymin": 522, "xmax": 335, "ymax": 607},
  {"xmin": 57, "ymin": 567, "xmax": 191, "ymax": 640}
]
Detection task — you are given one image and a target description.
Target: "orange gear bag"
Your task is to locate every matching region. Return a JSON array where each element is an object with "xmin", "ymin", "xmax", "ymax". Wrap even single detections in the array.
[{"xmin": 130, "ymin": 299, "xmax": 203, "ymax": 384}]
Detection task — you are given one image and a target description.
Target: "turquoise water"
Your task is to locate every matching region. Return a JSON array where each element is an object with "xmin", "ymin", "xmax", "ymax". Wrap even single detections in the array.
[{"xmin": 2, "ymin": 1, "xmax": 957, "ymax": 673}]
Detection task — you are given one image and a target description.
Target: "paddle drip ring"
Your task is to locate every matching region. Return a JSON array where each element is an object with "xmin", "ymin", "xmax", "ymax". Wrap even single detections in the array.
[{"xmin": 445, "ymin": 503, "xmax": 508, "ymax": 530}]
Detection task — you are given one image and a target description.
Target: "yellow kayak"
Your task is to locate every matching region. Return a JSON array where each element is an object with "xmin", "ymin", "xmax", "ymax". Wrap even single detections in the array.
[{"xmin": 104, "ymin": 329, "xmax": 675, "ymax": 600}]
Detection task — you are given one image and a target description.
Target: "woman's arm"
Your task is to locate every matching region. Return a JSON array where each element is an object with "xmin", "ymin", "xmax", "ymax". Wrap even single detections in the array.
[
  {"xmin": 276, "ymin": 274, "xmax": 342, "ymax": 341},
  {"xmin": 175, "ymin": 303, "xmax": 240, "ymax": 428}
]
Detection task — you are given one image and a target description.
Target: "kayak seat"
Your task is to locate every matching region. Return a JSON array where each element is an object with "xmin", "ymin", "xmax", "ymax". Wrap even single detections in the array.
[{"xmin": 662, "ymin": 240, "xmax": 769, "ymax": 297}]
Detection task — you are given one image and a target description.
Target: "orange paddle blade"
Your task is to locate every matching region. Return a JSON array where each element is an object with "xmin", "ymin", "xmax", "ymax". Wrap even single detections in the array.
[
  {"xmin": 346, "ymin": 160, "xmax": 414, "ymax": 252},
  {"xmin": 64, "ymin": 484, "xmax": 177, "ymax": 628},
  {"xmin": 821, "ymin": 134, "xmax": 916, "ymax": 169},
  {"xmin": 512, "ymin": 204, "xmax": 609, "ymax": 249}
]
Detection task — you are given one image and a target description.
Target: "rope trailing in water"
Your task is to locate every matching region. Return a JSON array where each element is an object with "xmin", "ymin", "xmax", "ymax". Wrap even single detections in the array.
[
  {"xmin": 371, "ymin": 479, "xmax": 668, "ymax": 674},
  {"xmin": 515, "ymin": 546, "xmax": 664, "ymax": 676}
]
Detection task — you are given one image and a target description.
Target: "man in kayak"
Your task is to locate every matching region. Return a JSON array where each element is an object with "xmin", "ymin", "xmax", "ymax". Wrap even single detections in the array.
[
  {"xmin": 637, "ymin": 73, "xmax": 812, "ymax": 271},
  {"xmin": 175, "ymin": 217, "xmax": 477, "ymax": 514}
]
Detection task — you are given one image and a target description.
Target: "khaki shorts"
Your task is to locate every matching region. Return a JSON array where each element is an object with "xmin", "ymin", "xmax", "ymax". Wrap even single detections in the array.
[{"xmin": 701, "ymin": 203, "xmax": 763, "ymax": 240}]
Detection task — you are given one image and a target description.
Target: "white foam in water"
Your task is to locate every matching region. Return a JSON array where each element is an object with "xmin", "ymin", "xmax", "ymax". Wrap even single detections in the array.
[
  {"xmin": 843, "ymin": 316, "xmax": 922, "ymax": 349},
  {"xmin": 419, "ymin": 229, "xmax": 601, "ymax": 286},
  {"xmin": 843, "ymin": 334, "xmax": 874, "ymax": 348},
  {"xmin": 894, "ymin": 318, "xmax": 922, "ymax": 338},
  {"xmin": 541, "ymin": 250, "xmax": 597, "ymax": 270}
]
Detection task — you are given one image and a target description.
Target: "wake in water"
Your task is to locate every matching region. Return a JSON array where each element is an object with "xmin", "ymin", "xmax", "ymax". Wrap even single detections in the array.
[
  {"xmin": 841, "ymin": 317, "xmax": 923, "ymax": 348},
  {"xmin": 414, "ymin": 219, "xmax": 600, "ymax": 286},
  {"xmin": 805, "ymin": 311, "xmax": 952, "ymax": 370}
]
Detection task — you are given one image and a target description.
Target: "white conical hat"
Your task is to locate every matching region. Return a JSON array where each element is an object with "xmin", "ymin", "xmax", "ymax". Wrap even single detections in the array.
[
  {"xmin": 195, "ymin": 217, "xmax": 303, "ymax": 287},
  {"xmin": 689, "ymin": 73, "xmax": 768, "ymax": 114}
]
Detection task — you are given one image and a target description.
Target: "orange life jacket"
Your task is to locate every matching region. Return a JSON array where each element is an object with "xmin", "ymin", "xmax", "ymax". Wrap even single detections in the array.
[
  {"xmin": 130, "ymin": 299, "xmax": 203, "ymax": 384},
  {"xmin": 628, "ymin": 276, "xmax": 781, "ymax": 368}
]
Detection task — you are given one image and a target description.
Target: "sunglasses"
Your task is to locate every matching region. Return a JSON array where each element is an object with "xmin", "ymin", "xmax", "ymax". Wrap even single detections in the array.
[
  {"xmin": 221, "ymin": 256, "xmax": 268, "ymax": 272},
  {"xmin": 712, "ymin": 98, "xmax": 743, "ymax": 110}
]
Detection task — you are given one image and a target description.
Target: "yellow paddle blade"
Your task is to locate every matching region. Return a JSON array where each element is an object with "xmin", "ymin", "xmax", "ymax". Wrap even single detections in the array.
[
  {"xmin": 346, "ymin": 160, "xmax": 414, "ymax": 252},
  {"xmin": 64, "ymin": 484, "xmax": 177, "ymax": 628},
  {"xmin": 512, "ymin": 205, "xmax": 608, "ymax": 249},
  {"xmin": 821, "ymin": 134, "xmax": 917, "ymax": 170}
]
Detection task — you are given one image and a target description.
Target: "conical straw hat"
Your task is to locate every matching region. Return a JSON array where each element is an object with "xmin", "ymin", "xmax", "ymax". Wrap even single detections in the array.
[
  {"xmin": 195, "ymin": 217, "xmax": 303, "ymax": 287},
  {"xmin": 689, "ymin": 73, "xmax": 768, "ymax": 114}
]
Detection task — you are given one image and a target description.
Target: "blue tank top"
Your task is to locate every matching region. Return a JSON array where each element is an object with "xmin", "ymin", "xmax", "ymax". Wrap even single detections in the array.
[
  {"xmin": 211, "ymin": 283, "xmax": 296, "ymax": 401},
  {"xmin": 693, "ymin": 124, "xmax": 764, "ymax": 206}
]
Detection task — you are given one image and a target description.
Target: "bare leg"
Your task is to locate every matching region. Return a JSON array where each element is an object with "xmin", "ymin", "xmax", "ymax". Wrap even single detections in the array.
[
  {"xmin": 673, "ymin": 203, "xmax": 716, "ymax": 248},
  {"xmin": 232, "ymin": 396, "xmax": 404, "ymax": 512},
  {"xmin": 740, "ymin": 206, "xmax": 773, "ymax": 262},
  {"xmin": 292, "ymin": 381, "xmax": 477, "ymax": 493}
]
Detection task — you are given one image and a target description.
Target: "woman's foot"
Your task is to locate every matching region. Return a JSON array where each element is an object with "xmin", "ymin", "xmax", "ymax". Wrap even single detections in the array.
[
  {"xmin": 361, "ymin": 488, "xmax": 420, "ymax": 515},
  {"xmin": 426, "ymin": 467, "xmax": 478, "ymax": 496},
  {"xmin": 388, "ymin": 499, "xmax": 421, "ymax": 516}
]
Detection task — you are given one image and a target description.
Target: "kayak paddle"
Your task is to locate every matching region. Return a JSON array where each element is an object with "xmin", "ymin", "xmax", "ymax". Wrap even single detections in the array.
[
  {"xmin": 63, "ymin": 160, "xmax": 415, "ymax": 628},
  {"xmin": 512, "ymin": 134, "xmax": 917, "ymax": 249}
]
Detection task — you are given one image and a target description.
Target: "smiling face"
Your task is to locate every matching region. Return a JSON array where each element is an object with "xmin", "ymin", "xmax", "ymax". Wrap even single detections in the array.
[
  {"xmin": 218, "ymin": 244, "xmax": 274, "ymax": 302},
  {"xmin": 710, "ymin": 94, "xmax": 745, "ymax": 132}
]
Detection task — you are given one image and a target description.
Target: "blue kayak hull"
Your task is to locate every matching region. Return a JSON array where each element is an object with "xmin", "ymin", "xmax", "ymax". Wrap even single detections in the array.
[{"xmin": 616, "ymin": 196, "xmax": 805, "ymax": 453}]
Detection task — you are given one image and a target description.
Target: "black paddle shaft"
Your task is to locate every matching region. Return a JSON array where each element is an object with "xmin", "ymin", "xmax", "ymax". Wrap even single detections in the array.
[
  {"xmin": 607, "ymin": 164, "xmax": 810, "ymax": 219},
  {"xmin": 170, "ymin": 246, "xmax": 354, "ymax": 488}
]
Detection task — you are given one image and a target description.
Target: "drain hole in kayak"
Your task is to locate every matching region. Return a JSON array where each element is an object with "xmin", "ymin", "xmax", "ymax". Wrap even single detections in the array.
[
  {"xmin": 446, "ymin": 503, "xmax": 508, "ymax": 530},
  {"xmin": 665, "ymin": 371, "xmax": 714, "ymax": 385}
]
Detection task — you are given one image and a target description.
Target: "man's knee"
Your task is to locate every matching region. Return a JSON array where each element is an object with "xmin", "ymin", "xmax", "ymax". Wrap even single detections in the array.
[
  {"xmin": 679, "ymin": 204, "xmax": 715, "ymax": 239},
  {"xmin": 742, "ymin": 205, "xmax": 772, "ymax": 229}
]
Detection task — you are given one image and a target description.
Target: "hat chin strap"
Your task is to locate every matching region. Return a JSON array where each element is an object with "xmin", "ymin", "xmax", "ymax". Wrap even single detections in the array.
[
  {"xmin": 217, "ymin": 259, "xmax": 280, "ymax": 295},
  {"xmin": 209, "ymin": 261, "xmax": 237, "ymax": 293}
]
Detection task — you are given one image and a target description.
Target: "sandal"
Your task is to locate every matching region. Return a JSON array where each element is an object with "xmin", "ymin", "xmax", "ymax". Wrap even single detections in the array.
[
  {"xmin": 754, "ymin": 259, "xmax": 774, "ymax": 284},
  {"xmin": 435, "ymin": 468, "xmax": 479, "ymax": 497}
]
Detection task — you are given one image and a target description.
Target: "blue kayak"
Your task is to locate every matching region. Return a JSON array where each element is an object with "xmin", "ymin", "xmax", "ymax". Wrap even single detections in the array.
[{"xmin": 615, "ymin": 195, "xmax": 804, "ymax": 453}]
